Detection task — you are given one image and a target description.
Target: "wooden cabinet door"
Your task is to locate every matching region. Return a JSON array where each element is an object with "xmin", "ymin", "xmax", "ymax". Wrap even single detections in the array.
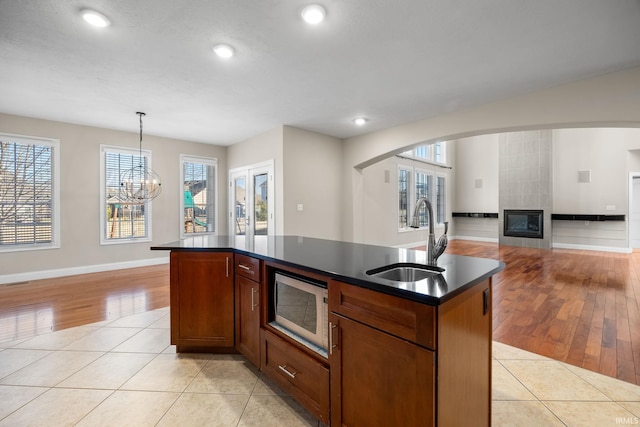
[
  {"xmin": 170, "ymin": 251, "xmax": 234, "ymax": 349},
  {"xmin": 235, "ymin": 275, "xmax": 260, "ymax": 366},
  {"xmin": 437, "ymin": 280, "xmax": 492, "ymax": 427},
  {"xmin": 329, "ymin": 312, "xmax": 435, "ymax": 427}
]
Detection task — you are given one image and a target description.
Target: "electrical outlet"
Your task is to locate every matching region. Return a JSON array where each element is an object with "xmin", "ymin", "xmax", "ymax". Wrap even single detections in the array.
[
  {"xmin": 297, "ymin": 204, "xmax": 304, "ymax": 212},
  {"xmin": 605, "ymin": 205, "xmax": 616, "ymax": 211}
]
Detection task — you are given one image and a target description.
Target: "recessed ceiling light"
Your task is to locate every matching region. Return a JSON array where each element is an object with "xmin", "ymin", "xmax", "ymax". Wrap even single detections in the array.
[
  {"xmin": 81, "ymin": 9, "xmax": 110, "ymax": 28},
  {"xmin": 213, "ymin": 44, "xmax": 235, "ymax": 59},
  {"xmin": 354, "ymin": 117, "xmax": 368, "ymax": 126},
  {"xmin": 301, "ymin": 5, "xmax": 326, "ymax": 25}
]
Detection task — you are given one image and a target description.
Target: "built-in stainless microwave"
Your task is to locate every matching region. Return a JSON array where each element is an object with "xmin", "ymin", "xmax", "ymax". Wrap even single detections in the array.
[{"xmin": 270, "ymin": 272, "xmax": 328, "ymax": 356}]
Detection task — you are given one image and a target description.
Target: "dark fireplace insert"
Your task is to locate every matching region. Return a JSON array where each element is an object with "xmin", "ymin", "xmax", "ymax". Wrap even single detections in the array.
[{"xmin": 503, "ymin": 210, "xmax": 543, "ymax": 239}]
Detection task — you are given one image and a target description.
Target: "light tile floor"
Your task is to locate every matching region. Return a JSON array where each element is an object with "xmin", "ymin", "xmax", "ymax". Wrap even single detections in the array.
[{"xmin": 1, "ymin": 307, "xmax": 639, "ymax": 426}]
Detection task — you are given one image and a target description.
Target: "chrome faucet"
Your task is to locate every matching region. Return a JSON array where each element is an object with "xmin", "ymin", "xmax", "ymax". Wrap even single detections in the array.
[{"xmin": 410, "ymin": 197, "xmax": 449, "ymax": 265}]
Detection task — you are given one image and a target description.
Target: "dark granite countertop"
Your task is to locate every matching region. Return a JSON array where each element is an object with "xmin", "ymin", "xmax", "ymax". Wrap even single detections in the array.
[{"xmin": 152, "ymin": 235, "xmax": 505, "ymax": 305}]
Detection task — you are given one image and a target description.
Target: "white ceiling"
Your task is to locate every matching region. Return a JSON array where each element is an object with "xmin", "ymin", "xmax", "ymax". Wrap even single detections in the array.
[{"xmin": 1, "ymin": 1, "xmax": 640, "ymax": 146}]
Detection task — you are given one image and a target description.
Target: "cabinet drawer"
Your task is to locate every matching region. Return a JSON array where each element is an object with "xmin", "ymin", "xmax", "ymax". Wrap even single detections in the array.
[
  {"xmin": 261, "ymin": 330, "xmax": 329, "ymax": 423},
  {"xmin": 235, "ymin": 254, "xmax": 262, "ymax": 282},
  {"xmin": 329, "ymin": 280, "xmax": 436, "ymax": 349}
]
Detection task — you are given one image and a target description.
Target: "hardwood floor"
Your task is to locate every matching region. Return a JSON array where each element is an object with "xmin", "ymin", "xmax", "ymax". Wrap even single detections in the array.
[
  {"xmin": 0, "ymin": 264, "xmax": 169, "ymax": 343},
  {"xmin": 2, "ymin": 240, "xmax": 640, "ymax": 386},
  {"xmin": 444, "ymin": 240, "xmax": 640, "ymax": 386}
]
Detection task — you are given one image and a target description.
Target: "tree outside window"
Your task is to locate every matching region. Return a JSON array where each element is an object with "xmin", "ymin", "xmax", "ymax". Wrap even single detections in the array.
[{"xmin": 0, "ymin": 135, "xmax": 59, "ymax": 251}]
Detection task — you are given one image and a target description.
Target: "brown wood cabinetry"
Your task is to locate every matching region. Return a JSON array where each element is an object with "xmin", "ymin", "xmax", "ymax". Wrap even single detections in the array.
[
  {"xmin": 170, "ymin": 251, "xmax": 234, "ymax": 351},
  {"xmin": 329, "ymin": 311, "xmax": 435, "ymax": 426},
  {"xmin": 329, "ymin": 279, "xmax": 492, "ymax": 427},
  {"xmin": 438, "ymin": 282, "xmax": 492, "ymax": 427},
  {"xmin": 235, "ymin": 254, "xmax": 262, "ymax": 367},
  {"xmin": 167, "ymin": 249, "xmax": 493, "ymax": 426},
  {"xmin": 261, "ymin": 329, "xmax": 330, "ymax": 424},
  {"xmin": 259, "ymin": 261, "xmax": 331, "ymax": 424},
  {"xmin": 329, "ymin": 279, "xmax": 436, "ymax": 349}
]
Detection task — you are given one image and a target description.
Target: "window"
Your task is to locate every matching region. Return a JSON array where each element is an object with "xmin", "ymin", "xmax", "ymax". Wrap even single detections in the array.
[
  {"xmin": 398, "ymin": 141, "xmax": 448, "ymax": 231},
  {"xmin": 181, "ymin": 155, "xmax": 217, "ymax": 236},
  {"xmin": 398, "ymin": 166, "xmax": 447, "ymax": 231},
  {"xmin": 414, "ymin": 145, "xmax": 428, "ymax": 160},
  {"xmin": 402, "ymin": 141, "xmax": 447, "ymax": 164},
  {"xmin": 433, "ymin": 142, "xmax": 445, "ymax": 164},
  {"xmin": 100, "ymin": 145, "xmax": 152, "ymax": 244},
  {"xmin": 0, "ymin": 134, "xmax": 60, "ymax": 252},
  {"xmin": 415, "ymin": 171, "xmax": 433, "ymax": 227},
  {"xmin": 398, "ymin": 168, "xmax": 409, "ymax": 228},
  {"xmin": 436, "ymin": 174, "xmax": 446, "ymax": 224}
]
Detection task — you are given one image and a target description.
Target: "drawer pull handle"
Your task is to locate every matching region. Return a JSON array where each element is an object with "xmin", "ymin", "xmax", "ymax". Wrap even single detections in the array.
[
  {"xmin": 238, "ymin": 264, "xmax": 252, "ymax": 271},
  {"xmin": 278, "ymin": 364, "xmax": 297, "ymax": 379}
]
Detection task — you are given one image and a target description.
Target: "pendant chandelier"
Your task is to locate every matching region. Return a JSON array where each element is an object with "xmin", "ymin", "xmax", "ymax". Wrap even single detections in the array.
[{"xmin": 119, "ymin": 112, "xmax": 162, "ymax": 202}]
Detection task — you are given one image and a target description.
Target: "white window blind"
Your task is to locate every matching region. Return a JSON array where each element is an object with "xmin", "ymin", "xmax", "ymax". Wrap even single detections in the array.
[
  {"xmin": 101, "ymin": 146, "xmax": 151, "ymax": 243},
  {"xmin": 0, "ymin": 135, "xmax": 59, "ymax": 251}
]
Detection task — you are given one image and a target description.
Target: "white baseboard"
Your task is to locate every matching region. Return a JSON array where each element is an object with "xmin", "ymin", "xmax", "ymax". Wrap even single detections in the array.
[
  {"xmin": 393, "ymin": 241, "xmax": 427, "ymax": 249},
  {"xmin": 393, "ymin": 236, "xmax": 500, "ymax": 249},
  {"xmin": 0, "ymin": 257, "xmax": 170, "ymax": 285},
  {"xmin": 551, "ymin": 243, "xmax": 632, "ymax": 254},
  {"xmin": 451, "ymin": 235, "xmax": 499, "ymax": 243}
]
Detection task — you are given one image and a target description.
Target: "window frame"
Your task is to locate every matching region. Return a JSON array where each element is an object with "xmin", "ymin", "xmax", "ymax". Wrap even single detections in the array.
[
  {"xmin": 402, "ymin": 141, "xmax": 447, "ymax": 165},
  {"xmin": 433, "ymin": 141, "xmax": 446, "ymax": 164},
  {"xmin": 179, "ymin": 154, "xmax": 218, "ymax": 238},
  {"xmin": 398, "ymin": 166, "xmax": 447, "ymax": 231},
  {"xmin": 0, "ymin": 133, "xmax": 60, "ymax": 253},
  {"xmin": 414, "ymin": 168, "xmax": 434, "ymax": 228},
  {"xmin": 100, "ymin": 144, "xmax": 153, "ymax": 245},
  {"xmin": 398, "ymin": 165, "xmax": 411, "ymax": 230},
  {"xmin": 436, "ymin": 173, "xmax": 447, "ymax": 226}
]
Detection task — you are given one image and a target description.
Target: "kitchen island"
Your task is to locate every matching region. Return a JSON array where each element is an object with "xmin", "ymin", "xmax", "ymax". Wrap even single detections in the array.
[{"xmin": 152, "ymin": 235, "xmax": 504, "ymax": 426}]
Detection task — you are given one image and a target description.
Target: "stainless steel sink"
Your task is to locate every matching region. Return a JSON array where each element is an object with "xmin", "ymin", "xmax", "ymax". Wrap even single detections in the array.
[{"xmin": 366, "ymin": 263, "xmax": 444, "ymax": 282}]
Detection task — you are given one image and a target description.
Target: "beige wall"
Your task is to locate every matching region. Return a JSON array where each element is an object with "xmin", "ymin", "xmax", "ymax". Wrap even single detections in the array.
[
  {"xmin": 552, "ymin": 128, "xmax": 640, "ymax": 250},
  {"xmin": 361, "ymin": 153, "xmax": 455, "ymax": 248},
  {"xmin": 5, "ymin": 65, "xmax": 640, "ymax": 278},
  {"xmin": 553, "ymin": 128, "xmax": 634, "ymax": 216},
  {"xmin": 282, "ymin": 126, "xmax": 343, "ymax": 240},
  {"xmin": 441, "ymin": 128, "xmax": 640, "ymax": 250},
  {"xmin": 342, "ymin": 66, "xmax": 640, "ymax": 243},
  {"xmin": 226, "ymin": 126, "xmax": 344, "ymax": 240},
  {"xmin": 227, "ymin": 126, "xmax": 284, "ymax": 235},
  {"xmin": 452, "ymin": 134, "xmax": 499, "ymax": 241},
  {"xmin": 0, "ymin": 113, "xmax": 226, "ymax": 279},
  {"xmin": 454, "ymin": 134, "xmax": 499, "ymax": 213}
]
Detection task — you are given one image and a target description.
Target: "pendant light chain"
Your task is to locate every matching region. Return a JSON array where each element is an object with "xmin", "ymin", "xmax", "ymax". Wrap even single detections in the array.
[
  {"xmin": 137, "ymin": 111, "xmax": 145, "ymax": 161},
  {"xmin": 119, "ymin": 111, "xmax": 162, "ymax": 202}
]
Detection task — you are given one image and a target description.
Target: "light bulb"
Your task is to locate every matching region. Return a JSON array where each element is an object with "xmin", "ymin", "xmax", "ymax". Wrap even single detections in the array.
[
  {"xmin": 301, "ymin": 5, "xmax": 326, "ymax": 25},
  {"xmin": 213, "ymin": 44, "xmax": 235, "ymax": 58},
  {"xmin": 81, "ymin": 10, "xmax": 110, "ymax": 28}
]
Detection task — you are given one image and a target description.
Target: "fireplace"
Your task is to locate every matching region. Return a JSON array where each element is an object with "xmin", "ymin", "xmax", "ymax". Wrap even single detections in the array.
[{"xmin": 503, "ymin": 210, "xmax": 543, "ymax": 239}]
